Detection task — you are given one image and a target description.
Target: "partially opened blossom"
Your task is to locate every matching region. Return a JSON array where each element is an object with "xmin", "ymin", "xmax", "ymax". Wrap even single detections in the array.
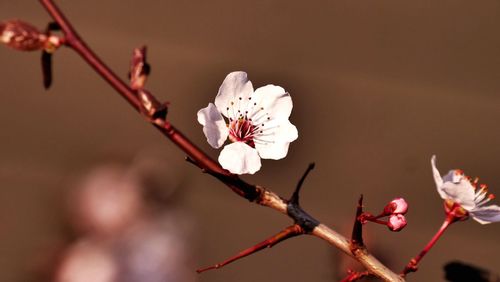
[
  {"xmin": 197, "ymin": 71, "xmax": 298, "ymax": 174},
  {"xmin": 383, "ymin": 198, "xmax": 408, "ymax": 215},
  {"xmin": 431, "ymin": 155, "xmax": 500, "ymax": 224}
]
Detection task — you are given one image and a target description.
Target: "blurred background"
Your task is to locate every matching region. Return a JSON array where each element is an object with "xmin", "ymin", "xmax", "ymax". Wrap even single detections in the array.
[{"xmin": 1, "ymin": 0, "xmax": 500, "ymax": 281}]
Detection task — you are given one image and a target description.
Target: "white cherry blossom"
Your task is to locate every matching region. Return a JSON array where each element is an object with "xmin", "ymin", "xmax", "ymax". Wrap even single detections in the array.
[
  {"xmin": 431, "ymin": 155, "xmax": 500, "ymax": 224},
  {"xmin": 197, "ymin": 71, "xmax": 298, "ymax": 174}
]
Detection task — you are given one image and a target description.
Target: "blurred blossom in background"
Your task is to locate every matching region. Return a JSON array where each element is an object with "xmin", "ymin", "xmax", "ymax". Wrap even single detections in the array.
[{"xmin": 49, "ymin": 152, "xmax": 196, "ymax": 282}]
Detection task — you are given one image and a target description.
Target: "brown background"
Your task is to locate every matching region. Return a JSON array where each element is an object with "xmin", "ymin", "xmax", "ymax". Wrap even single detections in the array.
[{"xmin": 1, "ymin": 0, "xmax": 500, "ymax": 281}]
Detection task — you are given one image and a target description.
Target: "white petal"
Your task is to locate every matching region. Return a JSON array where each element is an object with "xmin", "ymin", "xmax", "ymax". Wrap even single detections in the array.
[
  {"xmin": 267, "ymin": 119, "xmax": 298, "ymax": 143},
  {"xmin": 255, "ymin": 120, "xmax": 298, "ymax": 160},
  {"xmin": 470, "ymin": 205, "xmax": 500, "ymax": 224},
  {"xmin": 251, "ymin": 85, "xmax": 293, "ymax": 120},
  {"xmin": 218, "ymin": 142, "xmax": 261, "ymax": 174},
  {"xmin": 197, "ymin": 103, "xmax": 229, "ymax": 148},
  {"xmin": 440, "ymin": 180, "xmax": 476, "ymax": 210},
  {"xmin": 431, "ymin": 155, "xmax": 447, "ymax": 200},
  {"xmin": 256, "ymin": 142, "xmax": 290, "ymax": 160},
  {"xmin": 214, "ymin": 71, "xmax": 254, "ymax": 119}
]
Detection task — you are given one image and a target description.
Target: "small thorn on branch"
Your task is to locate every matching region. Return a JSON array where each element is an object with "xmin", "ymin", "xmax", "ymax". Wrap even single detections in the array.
[
  {"xmin": 184, "ymin": 156, "xmax": 260, "ymax": 201},
  {"xmin": 286, "ymin": 163, "xmax": 320, "ymax": 233},
  {"xmin": 196, "ymin": 224, "xmax": 304, "ymax": 273},
  {"xmin": 41, "ymin": 50, "xmax": 52, "ymax": 89},
  {"xmin": 289, "ymin": 162, "xmax": 315, "ymax": 205},
  {"xmin": 185, "ymin": 156, "xmax": 198, "ymax": 167},
  {"xmin": 351, "ymin": 194, "xmax": 364, "ymax": 247},
  {"xmin": 46, "ymin": 21, "xmax": 61, "ymax": 32}
]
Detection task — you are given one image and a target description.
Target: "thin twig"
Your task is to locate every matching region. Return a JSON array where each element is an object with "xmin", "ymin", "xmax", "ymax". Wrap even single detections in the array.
[
  {"xmin": 197, "ymin": 224, "xmax": 304, "ymax": 273},
  {"xmin": 36, "ymin": 1, "xmax": 404, "ymax": 281}
]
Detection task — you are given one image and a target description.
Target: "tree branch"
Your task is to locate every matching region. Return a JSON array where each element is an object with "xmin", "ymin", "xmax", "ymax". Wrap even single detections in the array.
[
  {"xmin": 36, "ymin": 1, "xmax": 404, "ymax": 281},
  {"xmin": 196, "ymin": 224, "xmax": 304, "ymax": 273}
]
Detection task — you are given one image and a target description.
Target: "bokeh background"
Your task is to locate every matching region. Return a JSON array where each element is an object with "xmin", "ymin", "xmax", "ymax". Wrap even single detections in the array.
[{"xmin": 1, "ymin": 1, "xmax": 500, "ymax": 281}]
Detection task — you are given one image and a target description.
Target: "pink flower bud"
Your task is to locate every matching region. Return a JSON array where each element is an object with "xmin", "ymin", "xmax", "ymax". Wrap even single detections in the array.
[
  {"xmin": 1, "ymin": 20, "xmax": 45, "ymax": 51},
  {"xmin": 387, "ymin": 214, "xmax": 407, "ymax": 232},
  {"xmin": 383, "ymin": 197, "xmax": 408, "ymax": 215}
]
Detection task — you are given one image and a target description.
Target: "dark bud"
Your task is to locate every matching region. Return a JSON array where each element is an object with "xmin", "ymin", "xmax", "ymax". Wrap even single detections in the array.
[
  {"xmin": 129, "ymin": 46, "xmax": 150, "ymax": 90},
  {"xmin": 1, "ymin": 20, "xmax": 45, "ymax": 51}
]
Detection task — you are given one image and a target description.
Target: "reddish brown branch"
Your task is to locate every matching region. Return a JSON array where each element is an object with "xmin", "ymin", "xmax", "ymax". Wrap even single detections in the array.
[
  {"xmin": 34, "ymin": 1, "xmax": 405, "ymax": 281},
  {"xmin": 197, "ymin": 224, "xmax": 304, "ymax": 273},
  {"xmin": 40, "ymin": 0, "xmax": 238, "ymax": 190}
]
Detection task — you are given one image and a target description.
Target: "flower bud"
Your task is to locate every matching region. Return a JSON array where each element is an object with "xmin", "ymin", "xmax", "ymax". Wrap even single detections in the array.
[
  {"xmin": 129, "ymin": 46, "xmax": 149, "ymax": 90},
  {"xmin": 387, "ymin": 214, "xmax": 407, "ymax": 232},
  {"xmin": 383, "ymin": 197, "xmax": 408, "ymax": 215},
  {"xmin": 1, "ymin": 20, "xmax": 46, "ymax": 51}
]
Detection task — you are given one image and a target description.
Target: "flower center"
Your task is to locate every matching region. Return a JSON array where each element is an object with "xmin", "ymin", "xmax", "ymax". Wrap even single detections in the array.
[
  {"xmin": 224, "ymin": 96, "xmax": 275, "ymax": 147},
  {"xmin": 228, "ymin": 118, "xmax": 256, "ymax": 147},
  {"xmin": 444, "ymin": 199, "xmax": 469, "ymax": 222}
]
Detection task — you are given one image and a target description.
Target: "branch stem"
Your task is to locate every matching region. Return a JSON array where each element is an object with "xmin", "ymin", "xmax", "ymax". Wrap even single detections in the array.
[
  {"xmin": 196, "ymin": 224, "xmax": 304, "ymax": 273},
  {"xmin": 37, "ymin": 1, "xmax": 405, "ymax": 281}
]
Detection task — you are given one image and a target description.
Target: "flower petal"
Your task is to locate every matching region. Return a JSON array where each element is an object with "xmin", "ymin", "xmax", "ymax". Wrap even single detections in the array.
[
  {"xmin": 197, "ymin": 103, "xmax": 229, "ymax": 148},
  {"xmin": 255, "ymin": 142, "xmax": 290, "ymax": 160},
  {"xmin": 250, "ymin": 85, "xmax": 293, "ymax": 121},
  {"xmin": 431, "ymin": 155, "xmax": 447, "ymax": 200},
  {"xmin": 470, "ymin": 205, "xmax": 500, "ymax": 224},
  {"xmin": 255, "ymin": 120, "xmax": 298, "ymax": 160},
  {"xmin": 215, "ymin": 71, "xmax": 254, "ymax": 119},
  {"xmin": 440, "ymin": 179, "xmax": 476, "ymax": 210},
  {"xmin": 218, "ymin": 142, "xmax": 261, "ymax": 174}
]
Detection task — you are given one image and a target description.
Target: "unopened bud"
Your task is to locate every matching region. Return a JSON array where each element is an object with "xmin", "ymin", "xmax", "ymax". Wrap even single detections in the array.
[
  {"xmin": 383, "ymin": 197, "xmax": 408, "ymax": 215},
  {"xmin": 0, "ymin": 20, "xmax": 62, "ymax": 53},
  {"xmin": 1, "ymin": 20, "xmax": 45, "ymax": 51},
  {"xmin": 129, "ymin": 46, "xmax": 150, "ymax": 90},
  {"xmin": 387, "ymin": 214, "xmax": 407, "ymax": 232}
]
